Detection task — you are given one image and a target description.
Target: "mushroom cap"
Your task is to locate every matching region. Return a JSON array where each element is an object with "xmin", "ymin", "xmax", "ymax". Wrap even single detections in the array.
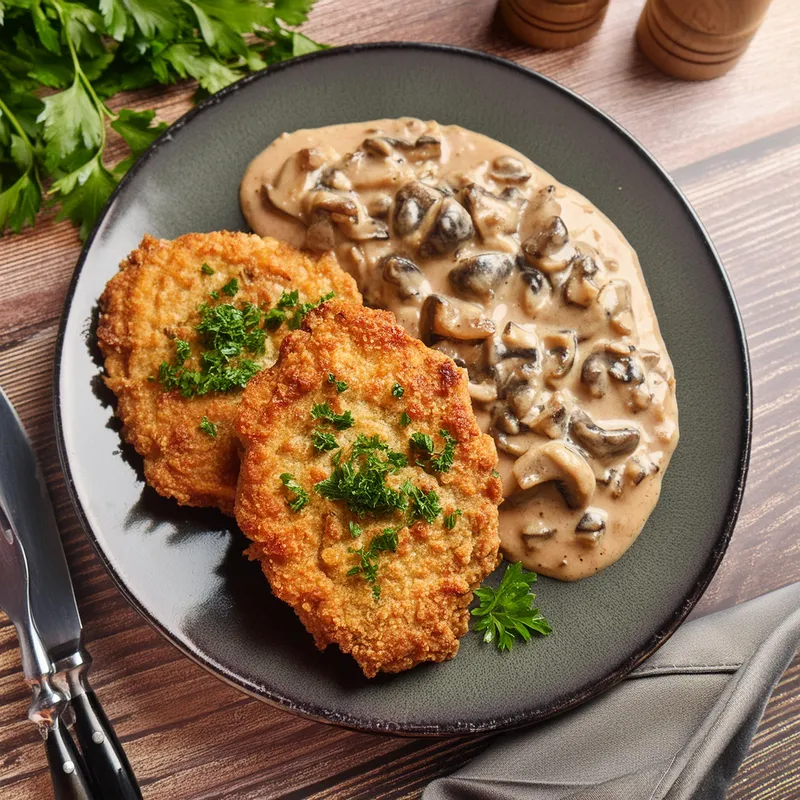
[{"xmin": 512, "ymin": 440, "xmax": 596, "ymax": 509}]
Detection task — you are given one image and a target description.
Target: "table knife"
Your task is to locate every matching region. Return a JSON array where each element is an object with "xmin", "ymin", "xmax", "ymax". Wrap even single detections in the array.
[{"xmin": 0, "ymin": 388, "xmax": 141, "ymax": 800}]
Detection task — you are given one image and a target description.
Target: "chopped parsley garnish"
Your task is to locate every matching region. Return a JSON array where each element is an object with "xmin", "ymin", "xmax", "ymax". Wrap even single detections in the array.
[
  {"xmin": 277, "ymin": 290, "xmax": 299, "ymax": 309},
  {"xmin": 201, "ymin": 264, "xmax": 215, "ymax": 275},
  {"xmin": 347, "ymin": 527, "xmax": 400, "ymax": 600},
  {"xmin": 157, "ymin": 303, "xmax": 265, "ymax": 397},
  {"xmin": 280, "ymin": 473, "xmax": 309, "ymax": 512},
  {"xmin": 400, "ymin": 411, "xmax": 412, "ymax": 426},
  {"xmin": 315, "ymin": 435, "xmax": 409, "ymax": 517},
  {"xmin": 264, "ymin": 308, "xmax": 286, "ymax": 330},
  {"xmin": 221, "ymin": 277, "xmax": 239, "ymax": 296},
  {"xmin": 471, "ymin": 562, "xmax": 552, "ymax": 651},
  {"xmin": 312, "ymin": 429, "xmax": 339, "ymax": 452},
  {"xmin": 444, "ymin": 510, "xmax": 463, "ymax": 530},
  {"xmin": 409, "ymin": 429, "xmax": 458, "ymax": 473},
  {"xmin": 392, "ymin": 383, "xmax": 405, "ymax": 398},
  {"xmin": 199, "ymin": 416, "xmax": 217, "ymax": 438},
  {"xmin": 328, "ymin": 373, "xmax": 348, "ymax": 393},
  {"xmin": 210, "ymin": 290, "xmax": 220, "ymax": 300},
  {"xmin": 349, "ymin": 521, "xmax": 363, "ymax": 539},
  {"xmin": 311, "ymin": 403, "xmax": 354, "ymax": 430},
  {"xmin": 409, "ymin": 432, "xmax": 434, "ymax": 454},
  {"xmin": 491, "ymin": 469, "xmax": 500, "ymax": 478},
  {"xmin": 401, "ymin": 480, "xmax": 442, "ymax": 524},
  {"xmin": 288, "ymin": 291, "xmax": 335, "ymax": 330}
]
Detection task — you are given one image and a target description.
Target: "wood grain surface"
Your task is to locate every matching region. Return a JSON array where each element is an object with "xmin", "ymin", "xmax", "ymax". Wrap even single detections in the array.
[{"xmin": 1, "ymin": 0, "xmax": 799, "ymax": 797}]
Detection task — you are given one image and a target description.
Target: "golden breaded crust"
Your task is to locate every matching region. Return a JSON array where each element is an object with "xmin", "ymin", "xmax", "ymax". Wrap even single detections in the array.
[
  {"xmin": 97, "ymin": 231, "xmax": 360, "ymax": 514},
  {"xmin": 235, "ymin": 300, "xmax": 502, "ymax": 677}
]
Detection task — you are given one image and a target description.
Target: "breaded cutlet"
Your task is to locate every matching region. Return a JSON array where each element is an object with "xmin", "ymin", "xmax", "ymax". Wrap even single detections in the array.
[
  {"xmin": 235, "ymin": 300, "xmax": 502, "ymax": 677},
  {"xmin": 97, "ymin": 231, "xmax": 361, "ymax": 514}
]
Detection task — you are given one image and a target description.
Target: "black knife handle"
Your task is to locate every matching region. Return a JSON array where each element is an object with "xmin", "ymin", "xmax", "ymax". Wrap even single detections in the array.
[
  {"xmin": 43, "ymin": 718, "xmax": 94, "ymax": 800},
  {"xmin": 70, "ymin": 687, "xmax": 141, "ymax": 800}
]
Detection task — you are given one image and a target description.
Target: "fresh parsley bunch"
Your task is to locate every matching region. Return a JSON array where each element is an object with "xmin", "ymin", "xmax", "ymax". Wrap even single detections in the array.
[{"xmin": 0, "ymin": 0, "xmax": 324, "ymax": 238}]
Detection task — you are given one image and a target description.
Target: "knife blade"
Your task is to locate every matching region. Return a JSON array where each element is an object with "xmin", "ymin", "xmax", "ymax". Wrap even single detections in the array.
[
  {"xmin": 0, "ymin": 390, "xmax": 82, "ymax": 662},
  {"xmin": 0, "ymin": 387, "xmax": 141, "ymax": 800}
]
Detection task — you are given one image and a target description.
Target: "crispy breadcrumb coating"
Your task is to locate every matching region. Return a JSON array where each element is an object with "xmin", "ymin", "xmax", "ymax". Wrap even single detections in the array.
[
  {"xmin": 97, "ymin": 231, "xmax": 360, "ymax": 514},
  {"xmin": 235, "ymin": 300, "xmax": 502, "ymax": 677}
]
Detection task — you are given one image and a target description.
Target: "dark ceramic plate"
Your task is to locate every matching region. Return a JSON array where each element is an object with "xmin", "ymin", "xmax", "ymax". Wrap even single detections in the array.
[{"xmin": 55, "ymin": 43, "xmax": 751, "ymax": 735}]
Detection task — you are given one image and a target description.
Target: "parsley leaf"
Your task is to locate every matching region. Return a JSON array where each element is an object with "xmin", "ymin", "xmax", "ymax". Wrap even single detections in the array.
[
  {"xmin": 410, "ymin": 429, "xmax": 458, "ymax": 473},
  {"xmin": 200, "ymin": 263, "xmax": 215, "ymax": 275},
  {"xmin": 280, "ymin": 472, "xmax": 309, "ymax": 512},
  {"xmin": 311, "ymin": 402, "xmax": 354, "ymax": 430},
  {"xmin": 328, "ymin": 373, "xmax": 347, "ymax": 393},
  {"xmin": 400, "ymin": 411, "xmax": 411, "ymax": 427},
  {"xmin": 392, "ymin": 383, "xmax": 404, "ymax": 398},
  {"xmin": 221, "ymin": 277, "xmax": 239, "ymax": 296},
  {"xmin": 349, "ymin": 521, "xmax": 363, "ymax": 539},
  {"xmin": 401, "ymin": 481, "xmax": 442, "ymax": 524},
  {"xmin": 471, "ymin": 562, "xmax": 552, "ymax": 651},
  {"xmin": 0, "ymin": 0, "xmax": 326, "ymax": 237},
  {"xmin": 288, "ymin": 290, "xmax": 335, "ymax": 330},
  {"xmin": 263, "ymin": 308, "xmax": 286, "ymax": 330},
  {"xmin": 347, "ymin": 527, "xmax": 399, "ymax": 600},
  {"xmin": 199, "ymin": 416, "xmax": 217, "ymax": 438},
  {"xmin": 312, "ymin": 429, "xmax": 339, "ymax": 452},
  {"xmin": 444, "ymin": 510, "xmax": 463, "ymax": 530},
  {"xmin": 315, "ymin": 437, "xmax": 408, "ymax": 518},
  {"xmin": 277, "ymin": 289, "xmax": 298, "ymax": 308}
]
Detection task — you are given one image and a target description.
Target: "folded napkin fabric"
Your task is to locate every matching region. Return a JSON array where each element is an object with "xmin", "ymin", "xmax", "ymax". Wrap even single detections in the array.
[{"xmin": 424, "ymin": 582, "xmax": 800, "ymax": 800}]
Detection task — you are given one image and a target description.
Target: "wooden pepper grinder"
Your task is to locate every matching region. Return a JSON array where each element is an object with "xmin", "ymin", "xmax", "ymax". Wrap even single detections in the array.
[
  {"xmin": 500, "ymin": 0, "xmax": 612, "ymax": 50},
  {"xmin": 637, "ymin": 0, "xmax": 775, "ymax": 80}
]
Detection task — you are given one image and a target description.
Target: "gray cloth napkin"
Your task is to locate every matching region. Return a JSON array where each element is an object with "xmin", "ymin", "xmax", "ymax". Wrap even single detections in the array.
[{"xmin": 424, "ymin": 582, "xmax": 800, "ymax": 800}]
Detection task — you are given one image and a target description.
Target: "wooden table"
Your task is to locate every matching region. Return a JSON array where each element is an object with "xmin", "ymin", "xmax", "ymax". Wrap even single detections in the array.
[{"xmin": 2, "ymin": 0, "xmax": 799, "ymax": 797}]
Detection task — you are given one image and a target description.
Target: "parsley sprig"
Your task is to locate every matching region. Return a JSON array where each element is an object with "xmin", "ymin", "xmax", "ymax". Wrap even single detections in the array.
[
  {"xmin": 311, "ymin": 403, "xmax": 354, "ymax": 431},
  {"xmin": 158, "ymin": 301, "xmax": 264, "ymax": 396},
  {"xmin": 280, "ymin": 472, "xmax": 309, "ymax": 512},
  {"xmin": 347, "ymin": 527, "xmax": 399, "ymax": 600},
  {"xmin": 472, "ymin": 563, "xmax": 552, "ymax": 651},
  {"xmin": 0, "ymin": 0, "xmax": 326, "ymax": 238},
  {"xmin": 410, "ymin": 429, "xmax": 458, "ymax": 473}
]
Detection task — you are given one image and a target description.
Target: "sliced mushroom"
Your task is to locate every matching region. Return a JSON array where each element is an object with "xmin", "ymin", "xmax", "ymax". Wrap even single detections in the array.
[
  {"xmin": 265, "ymin": 146, "xmax": 338, "ymax": 219},
  {"xmin": 448, "ymin": 253, "xmax": 513, "ymax": 301},
  {"xmin": 462, "ymin": 184, "xmax": 520, "ymax": 240},
  {"xmin": 518, "ymin": 184, "xmax": 561, "ymax": 243},
  {"xmin": 328, "ymin": 193, "xmax": 390, "ymax": 242},
  {"xmin": 420, "ymin": 197, "xmax": 474, "ymax": 256},
  {"xmin": 298, "ymin": 147, "xmax": 329, "ymax": 171},
  {"xmin": 598, "ymin": 279, "xmax": 635, "ymax": 335},
  {"xmin": 625, "ymin": 455, "xmax": 660, "ymax": 485},
  {"xmin": 364, "ymin": 135, "xmax": 442, "ymax": 162},
  {"xmin": 512, "ymin": 441, "xmax": 596, "ymax": 509},
  {"xmin": 542, "ymin": 330, "xmax": 577, "ymax": 386},
  {"xmin": 368, "ymin": 194, "xmax": 393, "ymax": 218},
  {"xmin": 493, "ymin": 431, "xmax": 531, "ymax": 458},
  {"xmin": 319, "ymin": 168, "xmax": 352, "ymax": 192},
  {"xmin": 522, "ymin": 392, "xmax": 569, "ymax": 440},
  {"xmin": 490, "ymin": 155, "xmax": 531, "ymax": 184},
  {"xmin": 518, "ymin": 262, "xmax": 552, "ymax": 317},
  {"xmin": 305, "ymin": 188, "xmax": 358, "ymax": 219},
  {"xmin": 575, "ymin": 508, "xmax": 607, "ymax": 544},
  {"xmin": 502, "ymin": 321, "xmax": 539, "ymax": 354},
  {"xmin": 564, "ymin": 251, "xmax": 601, "ymax": 308},
  {"xmin": 569, "ymin": 409, "xmax": 640, "ymax": 460},
  {"xmin": 343, "ymin": 148, "xmax": 409, "ymax": 190},
  {"xmin": 392, "ymin": 182, "xmax": 441, "ymax": 237},
  {"xmin": 522, "ymin": 521, "xmax": 557, "ymax": 547},
  {"xmin": 382, "ymin": 255, "xmax": 426, "ymax": 299},
  {"xmin": 596, "ymin": 467, "xmax": 624, "ymax": 498},
  {"xmin": 581, "ymin": 346, "xmax": 644, "ymax": 399},
  {"xmin": 493, "ymin": 406, "xmax": 521, "ymax": 435},
  {"xmin": 522, "ymin": 216, "xmax": 572, "ymax": 272},
  {"xmin": 468, "ymin": 381, "xmax": 498, "ymax": 404},
  {"xmin": 420, "ymin": 294, "xmax": 495, "ymax": 345},
  {"xmin": 507, "ymin": 382, "xmax": 538, "ymax": 419},
  {"xmin": 305, "ymin": 209, "xmax": 337, "ymax": 252}
]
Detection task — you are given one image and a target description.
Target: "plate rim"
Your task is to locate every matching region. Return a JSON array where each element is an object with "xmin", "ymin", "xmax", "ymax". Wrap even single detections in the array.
[{"xmin": 53, "ymin": 41, "xmax": 753, "ymax": 736}]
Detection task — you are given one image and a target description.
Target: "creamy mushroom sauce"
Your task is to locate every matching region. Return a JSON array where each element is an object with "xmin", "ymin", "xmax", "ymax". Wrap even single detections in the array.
[{"xmin": 240, "ymin": 118, "xmax": 679, "ymax": 581}]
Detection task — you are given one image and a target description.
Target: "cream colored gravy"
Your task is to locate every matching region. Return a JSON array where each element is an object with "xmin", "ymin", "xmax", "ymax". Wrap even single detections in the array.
[{"xmin": 240, "ymin": 118, "xmax": 679, "ymax": 581}]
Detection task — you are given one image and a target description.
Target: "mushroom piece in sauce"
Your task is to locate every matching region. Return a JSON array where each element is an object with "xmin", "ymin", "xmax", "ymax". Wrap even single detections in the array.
[
  {"xmin": 420, "ymin": 197, "xmax": 474, "ymax": 256},
  {"xmin": 512, "ymin": 440, "xmax": 596, "ymax": 509},
  {"xmin": 569, "ymin": 409, "xmax": 640, "ymax": 460},
  {"xmin": 448, "ymin": 252, "xmax": 514, "ymax": 302},
  {"xmin": 523, "ymin": 391, "xmax": 569, "ymax": 439},
  {"xmin": 575, "ymin": 508, "xmax": 608, "ymax": 544},
  {"xmin": 419, "ymin": 294, "xmax": 495, "ymax": 344},
  {"xmin": 381, "ymin": 254, "xmax": 426, "ymax": 299},
  {"xmin": 462, "ymin": 184, "xmax": 520, "ymax": 240},
  {"xmin": 581, "ymin": 345, "xmax": 645, "ymax": 399},
  {"xmin": 490, "ymin": 155, "xmax": 531, "ymax": 184},
  {"xmin": 598, "ymin": 279, "xmax": 636, "ymax": 336},
  {"xmin": 564, "ymin": 250, "xmax": 601, "ymax": 308},
  {"xmin": 541, "ymin": 330, "xmax": 578, "ymax": 386},
  {"xmin": 392, "ymin": 182, "xmax": 441, "ymax": 237}
]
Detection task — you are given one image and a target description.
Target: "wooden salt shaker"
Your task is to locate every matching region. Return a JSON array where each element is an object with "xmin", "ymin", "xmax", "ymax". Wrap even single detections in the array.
[
  {"xmin": 637, "ymin": 0, "xmax": 775, "ymax": 80},
  {"xmin": 500, "ymin": 0, "xmax": 611, "ymax": 50}
]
